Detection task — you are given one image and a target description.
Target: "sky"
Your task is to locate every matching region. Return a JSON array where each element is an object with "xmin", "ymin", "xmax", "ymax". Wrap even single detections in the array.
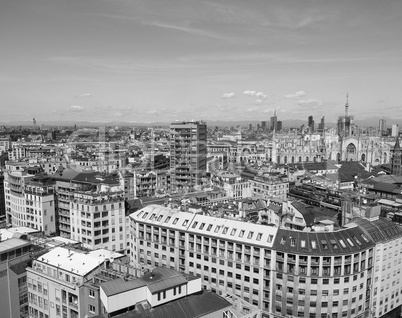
[{"xmin": 1, "ymin": 0, "xmax": 402, "ymax": 124}]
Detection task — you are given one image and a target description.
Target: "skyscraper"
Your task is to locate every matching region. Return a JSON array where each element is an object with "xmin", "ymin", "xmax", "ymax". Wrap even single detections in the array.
[
  {"xmin": 170, "ymin": 121, "xmax": 207, "ymax": 190},
  {"xmin": 270, "ymin": 109, "xmax": 277, "ymax": 132},
  {"xmin": 308, "ymin": 115, "xmax": 314, "ymax": 131},
  {"xmin": 318, "ymin": 116, "xmax": 325, "ymax": 132},
  {"xmin": 379, "ymin": 119, "xmax": 386, "ymax": 135}
]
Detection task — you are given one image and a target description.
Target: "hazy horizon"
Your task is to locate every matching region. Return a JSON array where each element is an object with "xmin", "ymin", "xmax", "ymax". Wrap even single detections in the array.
[{"xmin": 2, "ymin": 0, "xmax": 402, "ymax": 123}]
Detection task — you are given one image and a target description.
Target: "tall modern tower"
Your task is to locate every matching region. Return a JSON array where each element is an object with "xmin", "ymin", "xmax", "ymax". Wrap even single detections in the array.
[
  {"xmin": 270, "ymin": 109, "xmax": 277, "ymax": 132},
  {"xmin": 379, "ymin": 119, "xmax": 386, "ymax": 135},
  {"xmin": 308, "ymin": 115, "xmax": 314, "ymax": 132},
  {"xmin": 169, "ymin": 121, "xmax": 207, "ymax": 190}
]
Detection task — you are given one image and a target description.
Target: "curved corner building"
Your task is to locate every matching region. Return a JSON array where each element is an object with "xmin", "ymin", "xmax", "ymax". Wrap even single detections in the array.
[{"xmin": 129, "ymin": 205, "xmax": 402, "ymax": 318}]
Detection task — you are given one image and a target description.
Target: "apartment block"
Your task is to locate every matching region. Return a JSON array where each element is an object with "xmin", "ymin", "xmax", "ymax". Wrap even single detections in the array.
[
  {"xmin": 24, "ymin": 175, "xmax": 57, "ymax": 236},
  {"xmin": 4, "ymin": 162, "xmax": 42, "ymax": 227},
  {"xmin": 170, "ymin": 121, "xmax": 207, "ymax": 189},
  {"xmin": 129, "ymin": 204, "xmax": 402, "ymax": 318},
  {"xmin": 27, "ymin": 246, "xmax": 125, "ymax": 318},
  {"xmin": 69, "ymin": 190, "xmax": 128, "ymax": 253},
  {"xmin": 0, "ymin": 237, "xmax": 32, "ymax": 318}
]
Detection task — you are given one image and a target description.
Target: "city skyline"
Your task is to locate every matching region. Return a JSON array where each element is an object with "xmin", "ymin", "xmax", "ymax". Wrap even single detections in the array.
[{"xmin": 1, "ymin": 0, "xmax": 402, "ymax": 123}]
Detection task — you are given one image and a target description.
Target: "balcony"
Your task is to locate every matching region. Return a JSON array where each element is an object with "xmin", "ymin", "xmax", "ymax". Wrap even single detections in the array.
[{"xmin": 69, "ymin": 301, "xmax": 78, "ymax": 309}]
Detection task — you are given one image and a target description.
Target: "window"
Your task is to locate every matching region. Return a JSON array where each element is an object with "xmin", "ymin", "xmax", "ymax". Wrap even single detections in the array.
[
  {"xmin": 311, "ymin": 240, "xmax": 317, "ymax": 249},
  {"xmin": 239, "ymin": 230, "xmax": 245, "ymax": 238},
  {"xmin": 89, "ymin": 305, "xmax": 95, "ymax": 314},
  {"xmin": 173, "ymin": 218, "xmax": 179, "ymax": 225},
  {"xmin": 256, "ymin": 233, "xmax": 262, "ymax": 241},
  {"xmin": 89, "ymin": 289, "xmax": 95, "ymax": 298},
  {"xmin": 247, "ymin": 231, "xmax": 254, "ymax": 239},
  {"xmin": 230, "ymin": 228, "xmax": 237, "ymax": 236}
]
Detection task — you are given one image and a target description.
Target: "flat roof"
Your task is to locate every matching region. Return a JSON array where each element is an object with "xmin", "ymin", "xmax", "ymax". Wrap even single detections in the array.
[
  {"xmin": 0, "ymin": 238, "xmax": 30, "ymax": 253},
  {"xmin": 36, "ymin": 247, "xmax": 124, "ymax": 276}
]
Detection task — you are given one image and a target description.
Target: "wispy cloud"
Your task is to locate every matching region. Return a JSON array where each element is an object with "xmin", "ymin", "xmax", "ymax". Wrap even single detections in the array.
[
  {"xmin": 243, "ymin": 90, "xmax": 267, "ymax": 103},
  {"xmin": 69, "ymin": 105, "xmax": 84, "ymax": 112},
  {"xmin": 285, "ymin": 91, "xmax": 306, "ymax": 99},
  {"xmin": 297, "ymin": 99, "xmax": 323, "ymax": 107},
  {"xmin": 146, "ymin": 21, "xmax": 225, "ymax": 40},
  {"xmin": 75, "ymin": 93, "xmax": 92, "ymax": 99},
  {"xmin": 243, "ymin": 90, "xmax": 256, "ymax": 96},
  {"xmin": 221, "ymin": 92, "xmax": 235, "ymax": 99}
]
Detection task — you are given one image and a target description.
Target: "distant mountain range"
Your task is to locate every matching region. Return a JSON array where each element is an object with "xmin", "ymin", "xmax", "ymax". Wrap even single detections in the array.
[{"xmin": 0, "ymin": 117, "xmax": 401, "ymax": 128}]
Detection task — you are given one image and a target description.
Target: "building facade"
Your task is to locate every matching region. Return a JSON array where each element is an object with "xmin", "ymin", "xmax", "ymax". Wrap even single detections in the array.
[
  {"xmin": 27, "ymin": 246, "xmax": 125, "ymax": 318},
  {"xmin": 129, "ymin": 204, "xmax": 402, "ymax": 318},
  {"xmin": 169, "ymin": 121, "xmax": 207, "ymax": 189},
  {"xmin": 0, "ymin": 237, "xmax": 32, "ymax": 318}
]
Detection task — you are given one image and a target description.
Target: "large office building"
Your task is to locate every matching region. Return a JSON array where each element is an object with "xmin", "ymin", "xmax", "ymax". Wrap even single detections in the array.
[
  {"xmin": 169, "ymin": 121, "xmax": 207, "ymax": 190},
  {"xmin": 129, "ymin": 204, "xmax": 402, "ymax": 318}
]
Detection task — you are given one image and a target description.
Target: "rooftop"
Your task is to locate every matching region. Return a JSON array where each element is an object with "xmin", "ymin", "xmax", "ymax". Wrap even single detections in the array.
[
  {"xmin": 96, "ymin": 290, "xmax": 230, "ymax": 318},
  {"xmin": 0, "ymin": 238, "xmax": 31, "ymax": 254},
  {"xmin": 101, "ymin": 267, "xmax": 192, "ymax": 297},
  {"xmin": 35, "ymin": 246, "xmax": 124, "ymax": 276}
]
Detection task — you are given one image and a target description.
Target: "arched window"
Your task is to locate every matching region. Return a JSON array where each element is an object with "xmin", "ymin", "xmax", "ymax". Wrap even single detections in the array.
[{"xmin": 347, "ymin": 143, "xmax": 356, "ymax": 154}]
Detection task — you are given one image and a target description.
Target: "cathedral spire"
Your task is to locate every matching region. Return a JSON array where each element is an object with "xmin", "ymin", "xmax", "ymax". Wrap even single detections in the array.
[{"xmin": 345, "ymin": 93, "xmax": 349, "ymax": 117}]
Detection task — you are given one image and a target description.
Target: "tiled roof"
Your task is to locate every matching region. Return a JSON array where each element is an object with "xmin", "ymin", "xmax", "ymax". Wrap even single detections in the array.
[
  {"xmin": 97, "ymin": 290, "xmax": 230, "ymax": 318},
  {"xmin": 101, "ymin": 267, "xmax": 190, "ymax": 297},
  {"xmin": 354, "ymin": 217, "xmax": 402, "ymax": 243},
  {"xmin": 291, "ymin": 202, "xmax": 315, "ymax": 226},
  {"xmin": 365, "ymin": 181, "xmax": 401, "ymax": 193},
  {"xmin": 10, "ymin": 259, "xmax": 31, "ymax": 275},
  {"xmin": 273, "ymin": 225, "xmax": 375, "ymax": 255},
  {"xmin": 131, "ymin": 205, "xmax": 279, "ymax": 248}
]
